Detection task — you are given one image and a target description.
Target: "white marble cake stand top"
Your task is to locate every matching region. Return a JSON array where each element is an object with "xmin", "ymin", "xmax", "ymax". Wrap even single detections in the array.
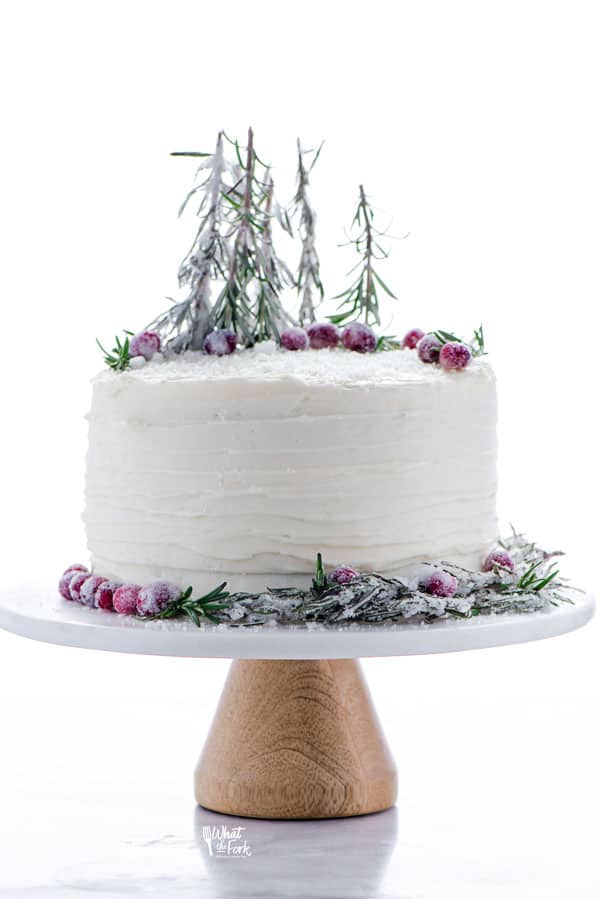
[{"xmin": 0, "ymin": 578, "xmax": 594, "ymax": 659}]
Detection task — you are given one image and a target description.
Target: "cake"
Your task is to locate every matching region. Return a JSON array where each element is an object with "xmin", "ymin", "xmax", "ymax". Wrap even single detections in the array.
[
  {"xmin": 84, "ymin": 345, "xmax": 497, "ymax": 594},
  {"xmin": 58, "ymin": 129, "xmax": 574, "ymax": 625}
]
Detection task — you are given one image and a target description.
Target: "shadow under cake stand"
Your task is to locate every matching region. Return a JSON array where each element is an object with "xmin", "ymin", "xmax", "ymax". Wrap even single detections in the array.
[{"xmin": 0, "ymin": 580, "xmax": 594, "ymax": 820}]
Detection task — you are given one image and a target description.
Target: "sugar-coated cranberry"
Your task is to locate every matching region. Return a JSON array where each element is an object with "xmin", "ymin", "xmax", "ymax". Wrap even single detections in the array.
[
  {"xmin": 80, "ymin": 575, "xmax": 108, "ymax": 608},
  {"xmin": 341, "ymin": 322, "xmax": 377, "ymax": 353},
  {"xmin": 136, "ymin": 581, "xmax": 181, "ymax": 617},
  {"xmin": 483, "ymin": 550, "xmax": 515, "ymax": 573},
  {"xmin": 306, "ymin": 322, "xmax": 339, "ymax": 349},
  {"xmin": 417, "ymin": 334, "xmax": 442, "ymax": 364},
  {"xmin": 402, "ymin": 328, "xmax": 425, "ymax": 350},
  {"xmin": 330, "ymin": 565, "xmax": 360, "ymax": 585},
  {"xmin": 280, "ymin": 327, "xmax": 309, "ymax": 351},
  {"xmin": 68, "ymin": 571, "xmax": 90, "ymax": 602},
  {"xmin": 63, "ymin": 563, "xmax": 88, "ymax": 576},
  {"xmin": 439, "ymin": 342, "xmax": 472, "ymax": 371},
  {"xmin": 113, "ymin": 584, "xmax": 142, "ymax": 615},
  {"xmin": 95, "ymin": 579, "xmax": 122, "ymax": 611},
  {"xmin": 130, "ymin": 331, "xmax": 161, "ymax": 360},
  {"xmin": 59, "ymin": 565, "xmax": 88, "ymax": 599},
  {"xmin": 203, "ymin": 329, "xmax": 238, "ymax": 356},
  {"xmin": 419, "ymin": 568, "xmax": 458, "ymax": 598}
]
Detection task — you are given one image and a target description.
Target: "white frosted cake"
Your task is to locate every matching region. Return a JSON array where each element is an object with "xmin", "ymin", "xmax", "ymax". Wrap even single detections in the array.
[
  {"xmin": 58, "ymin": 131, "xmax": 579, "ymax": 628},
  {"xmin": 84, "ymin": 344, "xmax": 498, "ymax": 593}
]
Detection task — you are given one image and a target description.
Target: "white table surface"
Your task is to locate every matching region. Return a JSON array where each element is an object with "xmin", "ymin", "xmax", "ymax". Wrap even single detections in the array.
[{"xmin": 0, "ymin": 579, "xmax": 594, "ymax": 659}]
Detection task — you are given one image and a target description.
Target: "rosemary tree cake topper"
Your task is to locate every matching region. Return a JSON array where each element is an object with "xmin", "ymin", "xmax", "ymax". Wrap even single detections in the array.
[
  {"xmin": 96, "ymin": 126, "xmax": 487, "ymax": 371},
  {"xmin": 329, "ymin": 184, "xmax": 397, "ymax": 327}
]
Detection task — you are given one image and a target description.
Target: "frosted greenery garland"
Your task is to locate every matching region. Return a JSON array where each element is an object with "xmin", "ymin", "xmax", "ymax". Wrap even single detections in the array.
[{"xmin": 150, "ymin": 532, "xmax": 576, "ymax": 628}]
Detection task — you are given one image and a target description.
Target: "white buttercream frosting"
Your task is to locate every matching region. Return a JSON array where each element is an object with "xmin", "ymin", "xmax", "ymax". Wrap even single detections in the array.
[{"xmin": 84, "ymin": 344, "xmax": 498, "ymax": 592}]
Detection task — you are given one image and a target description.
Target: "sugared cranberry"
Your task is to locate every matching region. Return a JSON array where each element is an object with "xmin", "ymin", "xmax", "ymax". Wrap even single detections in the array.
[
  {"xmin": 402, "ymin": 328, "xmax": 425, "ymax": 350},
  {"xmin": 59, "ymin": 565, "xmax": 88, "ymax": 600},
  {"xmin": 483, "ymin": 550, "xmax": 515, "ymax": 573},
  {"xmin": 341, "ymin": 322, "xmax": 377, "ymax": 354},
  {"xmin": 419, "ymin": 568, "xmax": 458, "ymax": 598},
  {"xmin": 63, "ymin": 563, "xmax": 88, "ymax": 576},
  {"xmin": 439, "ymin": 342, "xmax": 472, "ymax": 371},
  {"xmin": 68, "ymin": 571, "xmax": 90, "ymax": 602},
  {"xmin": 136, "ymin": 581, "xmax": 180, "ymax": 617},
  {"xmin": 95, "ymin": 579, "xmax": 122, "ymax": 611},
  {"xmin": 113, "ymin": 584, "xmax": 141, "ymax": 615},
  {"xmin": 417, "ymin": 334, "xmax": 442, "ymax": 364},
  {"xmin": 306, "ymin": 322, "xmax": 339, "ymax": 349},
  {"xmin": 330, "ymin": 565, "xmax": 360, "ymax": 585},
  {"xmin": 58, "ymin": 571, "xmax": 80, "ymax": 600},
  {"xmin": 203, "ymin": 329, "xmax": 238, "ymax": 356},
  {"xmin": 80, "ymin": 575, "xmax": 108, "ymax": 608},
  {"xmin": 130, "ymin": 331, "xmax": 161, "ymax": 360},
  {"xmin": 280, "ymin": 327, "xmax": 309, "ymax": 351}
]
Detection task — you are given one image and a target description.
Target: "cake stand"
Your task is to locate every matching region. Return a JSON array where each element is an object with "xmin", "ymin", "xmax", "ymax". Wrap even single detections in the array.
[{"xmin": 0, "ymin": 579, "xmax": 594, "ymax": 820}]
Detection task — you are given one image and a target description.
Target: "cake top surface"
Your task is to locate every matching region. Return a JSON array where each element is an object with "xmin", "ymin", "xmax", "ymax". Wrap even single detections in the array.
[{"xmin": 93, "ymin": 342, "xmax": 494, "ymax": 389}]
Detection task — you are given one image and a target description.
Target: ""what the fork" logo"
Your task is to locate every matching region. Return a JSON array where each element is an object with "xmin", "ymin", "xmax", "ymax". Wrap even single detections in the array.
[{"xmin": 201, "ymin": 824, "xmax": 253, "ymax": 858}]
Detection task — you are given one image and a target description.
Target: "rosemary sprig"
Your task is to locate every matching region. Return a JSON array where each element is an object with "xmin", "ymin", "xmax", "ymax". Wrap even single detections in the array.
[
  {"xmin": 210, "ymin": 128, "xmax": 294, "ymax": 345},
  {"xmin": 96, "ymin": 331, "xmax": 133, "ymax": 371},
  {"xmin": 294, "ymin": 139, "xmax": 324, "ymax": 325},
  {"xmin": 329, "ymin": 185, "xmax": 397, "ymax": 327},
  {"xmin": 432, "ymin": 325, "xmax": 487, "ymax": 357},
  {"xmin": 149, "ymin": 583, "xmax": 231, "ymax": 626},
  {"xmin": 150, "ymin": 132, "xmax": 230, "ymax": 351},
  {"xmin": 376, "ymin": 334, "xmax": 404, "ymax": 352},
  {"xmin": 253, "ymin": 171, "xmax": 294, "ymax": 343},
  {"xmin": 497, "ymin": 561, "xmax": 560, "ymax": 595},
  {"xmin": 311, "ymin": 552, "xmax": 329, "ymax": 597}
]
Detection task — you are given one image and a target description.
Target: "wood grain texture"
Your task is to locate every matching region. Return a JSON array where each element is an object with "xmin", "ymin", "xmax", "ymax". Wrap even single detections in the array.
[{"xmin": 194, "ymin": 659, "xmax": 397, "ymax": 819}]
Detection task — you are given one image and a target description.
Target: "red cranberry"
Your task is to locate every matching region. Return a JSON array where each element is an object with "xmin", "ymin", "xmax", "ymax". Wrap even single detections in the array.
[
  {"xmin": 59, "ymin": 566, "xmax": 87, "ymax": 600},
  {"xmin": 330, "ymin": 566, "xmax": 360, "ymax": 585},
  {"xmin": 203, "ymin": 329, "xmax": 238, "ymax": 356},
  {"xmin": 63, "ymin": 563, "xmax": 88, "ymax": 576},
  {"xmin": 68, "ymin": 571, "xmax": 90, "ymax": 602},
  {"xmin": 280, "ymin": 327, "xmax": 309, "ymax": 351},
  {"xmin": 136, "ymin": 581, "xmax": 180, "ymax": 617},
  {"xmin": 95, "ymin": 579, "xmax": 122, "ymax": 611},
  {"xmin": 113, "ymin": 584, "xmax": 142, "ymax": 615},
  {"xmin": 341, "ymin": 322, "xmax": 377, "ymax": 353},
  {"xmin": 80, "ymin": 575, "xmax": 108, "ymax": 608},
  {"xmin": 483, "ymin": 550, "xmax": 515, "ymax": 573},
  {"xmin": 419, "ymin": 568, "xmax": 458, "ymax": 598},
  {"xmin": 402, "ymin": 328, "xmax": 425, "ymax": 350},
  {"xmin": 417, "ymin": 334, "xmax": 442, "ymax": 364},
  {"xmin": 306, "ymin": 322, "xmax": 339, "ymax": 349},
  {"xmin": 130, "ymin": 331, "xmax": 161, "ymax": 360},
  {"xmin": 439, "ymin": 342, "xmax": 472, "ymax": 371}
]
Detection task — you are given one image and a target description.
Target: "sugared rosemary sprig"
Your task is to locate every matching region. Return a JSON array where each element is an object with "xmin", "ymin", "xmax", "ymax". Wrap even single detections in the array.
[
  {"xmin": 329, "ymin": 185, "xmax": 397, "ymax": 327},
  {"xmin": 149, "ymin": 583, "xmax": 231, "ymax": 626},
  {"xmin": 210, "ymin": 128, "xmax": 293, "ymax": 345},
  {"xmin": 253, "ymin": 171, "xmax": 294, "ymax": 343},
  {"xmin": 150, "ymin": 132, "xmax": 230, "ymax": 352},
  {"xmin": 294, "ymin": 139, "xmax": 324, "ymax": 325},
  {"xmin": 433, "ymin": 325, "xmax": 486, "ymax": 357},
  {"xmin": 96, "ymin": 331, "xmax": 133, "ymax": 371}
]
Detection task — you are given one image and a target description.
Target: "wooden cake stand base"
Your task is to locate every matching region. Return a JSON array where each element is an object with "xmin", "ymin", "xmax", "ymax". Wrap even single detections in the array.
[
  {"xmin": 0, "ymin": 581, "xmax": 594, "ymax": 821},
  {"xmin": 194, "ymin": 659, "xmax": 397, "ymax": 819}
]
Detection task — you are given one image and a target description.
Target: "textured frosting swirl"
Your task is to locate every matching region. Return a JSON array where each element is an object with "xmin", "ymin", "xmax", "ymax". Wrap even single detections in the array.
[{"xmin": 84, "ymin": 344, "xmax": 498, "ymax": 592}]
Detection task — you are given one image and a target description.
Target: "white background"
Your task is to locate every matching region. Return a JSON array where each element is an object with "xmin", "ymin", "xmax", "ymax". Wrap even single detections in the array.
[{"xmin": 0, "ymin": 1, "xmax": 599, "ymax": 896}]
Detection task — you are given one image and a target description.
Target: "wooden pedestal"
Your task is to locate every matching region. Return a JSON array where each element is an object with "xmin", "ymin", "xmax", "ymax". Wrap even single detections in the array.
[{"xmin": 194, "ymin": 659, "xmax": 398, "ymax": 819}]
